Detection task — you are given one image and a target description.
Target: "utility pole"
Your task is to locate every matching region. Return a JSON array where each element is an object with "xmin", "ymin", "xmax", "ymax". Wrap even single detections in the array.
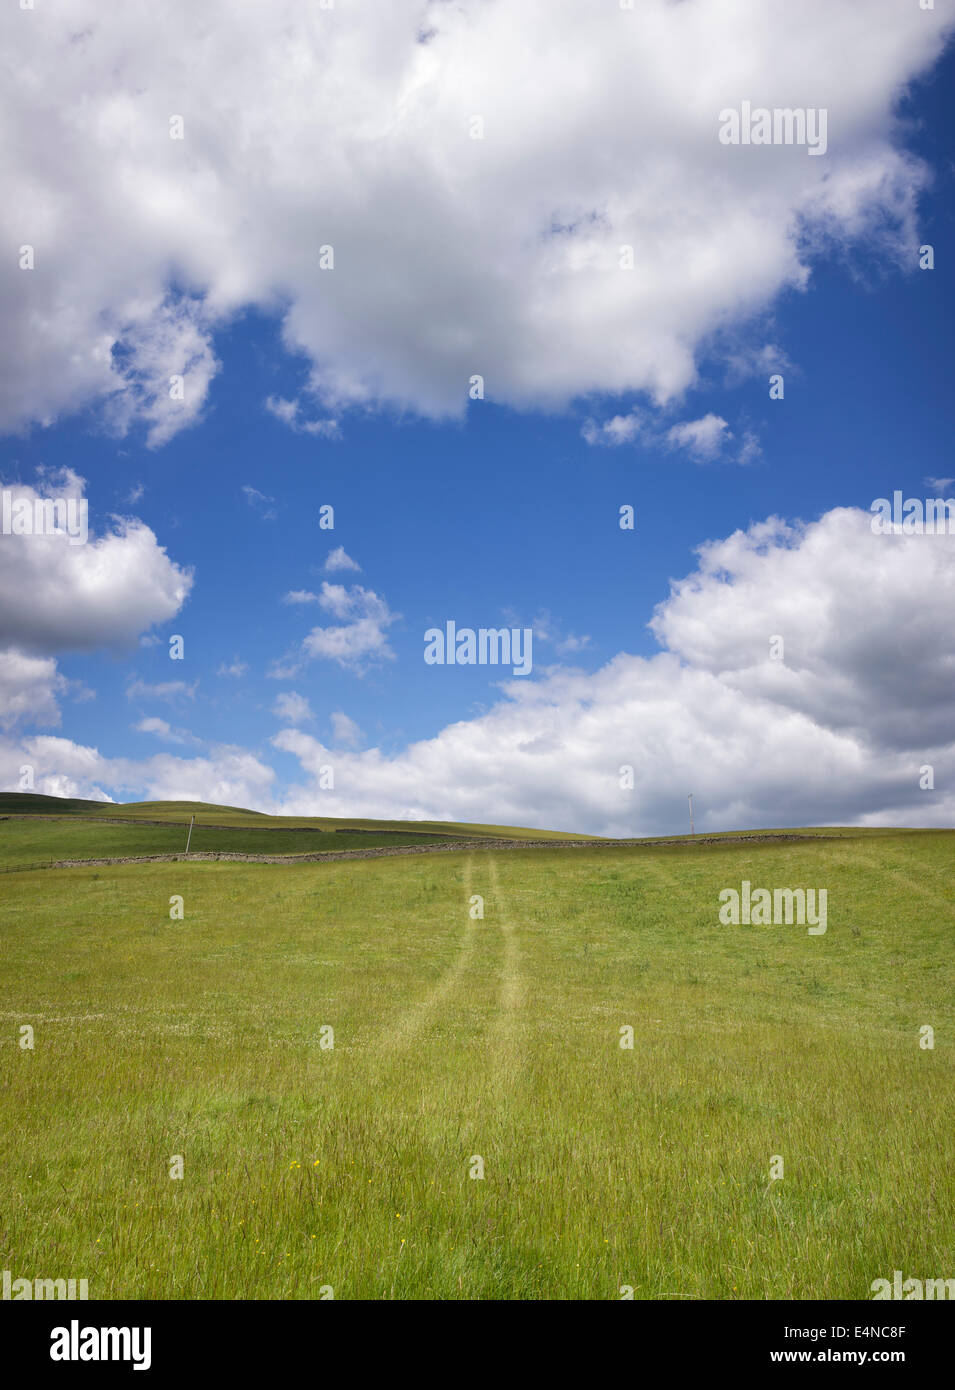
[
  {"xmin": 185, "ymin": 815, "xmax": 195, "ymax": 853},
  {"xmin": 688, "ymin": 793, "xmax": 695, "ymax": 837}
]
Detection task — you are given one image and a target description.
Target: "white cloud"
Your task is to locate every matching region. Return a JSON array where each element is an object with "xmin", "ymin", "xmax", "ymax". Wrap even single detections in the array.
[
  {"xmin": 242, "ymin": 485, "xmax": 277, "ymax": 521},
  {"xmin": 264, "ymin": 395, "xmax": 340, "ymax": 438},
  {"xmin": 0, "ymin": 472, "xmax": 192, "ymax": 656},
  {"xmin": 266, "ymin": 509, "xmax": 955, "ymax": 833},
  {"xmin": 5, "ymin": 508, "xmax": 955, "ymax": 835},
  {"xmin": 217, "ymin": 658, "xmax": 248, "ymax": 678},
  {"xmin": 924, "ymin": 477, "xmax": 954, "ymax": 493},
  {"xmin": 582, "ymin": 408, "xmax": 759, "ymax": 465},
  {"xmin": 737, "ymin": 429, "xmax": 763, "ymax": 466},
  {"xmin": 315, "ymin": 584, "xmax": 373, "ymax": 621},
  {"xmin": 272, "ymin": 691, "xmax": 313, "ymax": 724},
  {"xmin": 581, "ymin": 411, "xmax": 644, "ymax": 447},
  {"xmin": 552, "ymin": 633, "xmax": 591, "ymax": 656},
  {"xmin": 126, "ymin": 678, "xmax": 197, "ymax": 704},
  {"xmin": 135, "ymin": 716, "xmax": 172, "ymax": 738},
  {"xmin": 666, "ymin": 413, "xmax": 732, "ymax": 462},
  {"xmin": 0, "ymin": 650, "xmax": 65, "ymax": 731},
  {"xmin": 330, "ymin": 710, "xmax": 362, "ymax": 747},
  {"xmin": 101, "ymin": 295, "xmax": 219, "ymax": 448},
  {"xmin": 648, "ymin": 509, "xmax": 955, "ymax": 752},
  {"xmin": 513, "ymin": 610, "xmax": 592, "ymax": 658},
  {"xmin": 722, "ymin": 343, "xmax": 791, "ymax": 387},
  {"xmin": 279, "ymin": 583, "xmax": 399, "ymax": 674},
  {"xmin": 0, "ymin": 735, "xmax": 274, "ymax": 808},
  {"xmin": 0, "ymin": 471, "xmax": 192, "ymax": 736},
  {"xmin": 134, "ymin": 715, "xmax": 201, "ymax": 747},
  {"xmin": 324, "ymin": 546, "xmax": 361, "ymax": 574},
  {"xmin": 0, "ymin": 2, "xmax": 948, "ymax": 439}
]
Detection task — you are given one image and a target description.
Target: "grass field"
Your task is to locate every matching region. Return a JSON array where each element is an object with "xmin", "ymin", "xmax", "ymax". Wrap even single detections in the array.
[
  {"xmin": 0, "ymin": 817, "xmax": 468, "ymax": 871},
  {"xmin": 0, "ymin": 802, "xmax": 952, "ymax": 1299},
  {"xmin": 0, "ymin": 792, "xmax": 595, "ymax": 839}
]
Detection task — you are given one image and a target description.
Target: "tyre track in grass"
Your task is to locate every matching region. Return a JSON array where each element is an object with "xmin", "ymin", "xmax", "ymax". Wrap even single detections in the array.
[
  {"xmin": 488, "ymin": 857, "xmax": 524, "ymax": 1018},
  {"xmin": 485, "ymin": 856, "xmax": 526, "ymax": 1105},
  {"xmin": 847, "ymin": 842, "xmax": 955, "ymax": 916},
  {"xmin": 346, "ymin": 855, "xmax": 504, "ymax": 1122},
  {"xmin": 379, "ymin": 857, "xmax": 483, "ymax": 1056}
]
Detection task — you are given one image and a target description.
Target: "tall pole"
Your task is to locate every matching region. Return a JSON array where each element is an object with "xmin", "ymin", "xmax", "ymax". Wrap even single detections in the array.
[
  {"xmin": 185, "ymin": 814, "xmax": 195, "ymax": 853},
  {"xmin": 688, "ymin": 793, "xmax": 694, "ymax": 837}
]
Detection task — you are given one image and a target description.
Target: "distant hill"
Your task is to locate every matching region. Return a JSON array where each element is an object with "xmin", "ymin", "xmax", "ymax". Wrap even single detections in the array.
[
  {"xmin": 0, "ymin": 792, "xmax": 114, "ymax": 815},
  {"xmin": 0, "ymin": 791, "xmax": 599, "ymax": 840}
]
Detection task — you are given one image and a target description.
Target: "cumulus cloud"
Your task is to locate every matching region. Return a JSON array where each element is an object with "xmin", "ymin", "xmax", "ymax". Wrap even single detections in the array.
[
  {"xmin": 0, "ymin": 471, "xmax": 193, "ymax": 656},
  {"xmin": 303, "ymin": 586, "xmax": 398, "ymax": 669},
  {"xmin": 0, "ymin": 650, "xmax": 65, "ymax": 731},
  {"xmin": 272, "ymin": 691, "xmax": 313, "ymax": 724},
  {"xmin": 324, "ymin": 547, "xmax": 361, "ymax": 574},
  {"xmin": 581, "ymin": 411, "xmax": 644, "ymax": 447},
  {"xmin": 101, "ymin": 295, "xmax": 219, "ymax": 448},
  {"xmin": 330, "ymin": 710, "xmax": 362, "ymax": 748},
  {"xmin": 506, "ymin": 609, "xmax": 592, "ymax": 658},
  {"xmin": 217, "ymin": 658, "xmax": 248, "ymax": 678},
  {"xmin": 0, "ymin": 1, "xmax": 949, "ymax": 441},
  {"xmin": 0, "ymin": 735, "xmax": 274, "ymax": 809},
  {"xmin": 665, "ymin": 413, "xmax": 732, "ymax": 462},
  {"xmin": 134, "ymin": 716, "xmax": 201, "ymax": 747},
  {"xmin": 0, "ymin": 470, "xmax": 192, "ymax": 735},
  {"xmin": 582, "ymin": 408, "xmax": 757, "ymax": 464},
  {"xmin": 262, "ymin": 508, "xmax": 955, "ymax": 834},
  {"xmin": 648, "ymin": 509, "xmax": 955, "ymax": 754},
  {"xmin": 126, "ymin": 678, "xmax": 197, "ymax": 704},
  {"xmin": 273, "ymin": 583, "xmax": 399, "ymax": 675},
  {"xmin": 264, "ymin": 396, "xmax": 340, "ymax": 439},
  {"xmin": 737, "ymin": 429, "xmax": 763, "ymax": 466},
  {"xmin": 6, "ymin": 505, "xmax": 954, "ymax": 831}
]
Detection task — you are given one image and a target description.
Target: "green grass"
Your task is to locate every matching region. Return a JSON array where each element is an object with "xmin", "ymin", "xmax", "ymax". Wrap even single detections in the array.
[
  {"xmin": 0, "ymin": 827, "xmax": 952, "ymax": 1299},
  {"xmin": 0, "ymin": 792, "xmax": 595, "ymax": 839},
  {"xmin": 0, "ymin": 818, "xmax": 463, "ymax": 871}
]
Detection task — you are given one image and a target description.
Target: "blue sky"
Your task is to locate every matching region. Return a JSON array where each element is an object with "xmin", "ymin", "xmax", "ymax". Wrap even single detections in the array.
[{"xmin": 2, "ymin": 1, "xmax": 954, "ymax": 834}]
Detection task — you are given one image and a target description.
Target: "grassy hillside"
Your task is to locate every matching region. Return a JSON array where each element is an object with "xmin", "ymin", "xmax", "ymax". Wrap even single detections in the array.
[
  {"xmin": 0, "ymin": 825, "xmax": 951, "ymax": 1299},
  {"xmin": 0, "ymin": 792, "xmax": 596, "ymax": 840},
  {"xmin": 0, "ymin": 819, "xmax": 467, "ymax": 872}
]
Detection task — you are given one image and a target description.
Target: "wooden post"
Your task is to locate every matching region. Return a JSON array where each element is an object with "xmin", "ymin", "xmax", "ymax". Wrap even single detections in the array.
[
  {"xmin": 688, "ymin": 793, "xmax": 695, "ymax": 837},
  {"xmin": 185, "ymin": 815, "xmax": 195, "ymax": 853}
]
